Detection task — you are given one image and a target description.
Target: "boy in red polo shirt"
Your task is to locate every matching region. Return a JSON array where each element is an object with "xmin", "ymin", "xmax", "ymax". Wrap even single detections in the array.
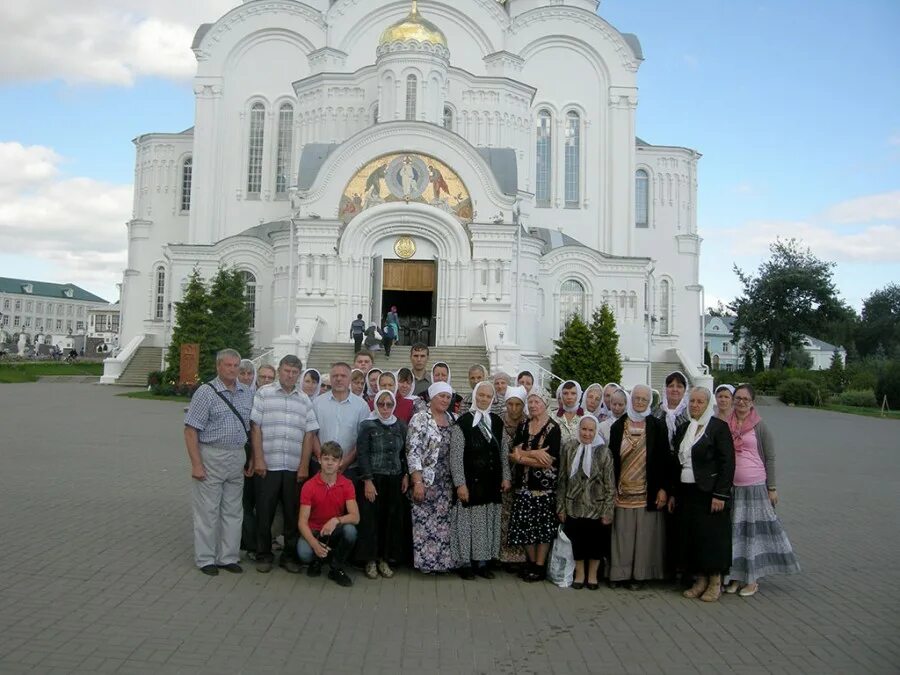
[{"xmin": 298, "ymin": 441, "xmax": 360, "ymax": 586}]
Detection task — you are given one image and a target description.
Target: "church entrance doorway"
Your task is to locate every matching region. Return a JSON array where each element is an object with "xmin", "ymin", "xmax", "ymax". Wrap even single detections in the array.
[{"xmin": 380, "ymin": 259, "xmax": 436, "ymax": 346}]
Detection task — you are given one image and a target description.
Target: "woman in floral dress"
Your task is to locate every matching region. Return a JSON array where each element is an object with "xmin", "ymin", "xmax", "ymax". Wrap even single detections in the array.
[{"xmin": 406, "ymin": 381, "xmax": 457, "ymax": 573}]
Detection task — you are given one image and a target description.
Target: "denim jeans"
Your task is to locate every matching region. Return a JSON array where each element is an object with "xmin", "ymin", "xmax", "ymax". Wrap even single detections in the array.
[{"xmin": 297, "ymin": 524, "xmax": 358, "ymax": 571}]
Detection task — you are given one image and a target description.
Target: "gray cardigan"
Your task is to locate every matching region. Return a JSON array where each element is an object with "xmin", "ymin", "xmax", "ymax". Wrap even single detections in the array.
[{"xmin": 753, "ymin": 419, "xmax": 776, "ymax": 489}]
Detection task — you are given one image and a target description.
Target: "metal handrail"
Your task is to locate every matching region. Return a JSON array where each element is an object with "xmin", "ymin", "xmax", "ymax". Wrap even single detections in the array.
[
  {"xmin": 251, "ymin": 348, "xmax": 275, "ymax": 369},
  {"xmin": 518, "ymin": 354, "xmax": 564, "ymax": 394}
]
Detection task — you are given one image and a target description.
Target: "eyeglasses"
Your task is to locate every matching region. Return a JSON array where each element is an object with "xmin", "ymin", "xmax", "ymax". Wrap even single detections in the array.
[
  {"xmin": 377, "ymin": 401, "xmax": 393, "ymax": 408},
  {"xmin": 734, "ymin": 396, "xmax": 752, "ymax": 402}
]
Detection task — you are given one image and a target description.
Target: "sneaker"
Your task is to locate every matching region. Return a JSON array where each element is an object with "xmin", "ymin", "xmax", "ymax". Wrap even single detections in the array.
[
  {"xmin": 328, "ymin": 568, "xmax": 353, "ymax": 587},
  {"xmin": 365, "ymin": 561, "xmax": 379, "ymax": 579},
  {"xmin": 255, "ymin": 560, "xmax": 273, "ymax": 574},
  {"xmin": 279, "ymin": 559, "xmax": 301, "ymax": 574},
  {"xmin": 307, "ymin": 560, "xmax": 322, "ymax": 577},
  {"xmin": 200, "ymin": 564, "xmax": 219, "ymax": 576},
  {"xmin": 217, "ymin": 563, "xmax": 243, "ymax": 574},
  {"xmin": 377, "ymin": 561, "xmax": 394, "ymax": 578}
]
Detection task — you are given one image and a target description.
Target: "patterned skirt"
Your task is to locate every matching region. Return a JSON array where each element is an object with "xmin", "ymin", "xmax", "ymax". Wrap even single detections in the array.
[
  {"xmin": 410, "ymin": 481, "xmax": 455, "ymax": 573},
  {"xmin": 499, "ymin": 490, "xmax": 526, "ymax": 563},
  {"xmin": 508, "ymin": 491, "xmax": 558, "ymax": 546},
  {"xmin": 450, "ymin": 502, "xmax": 502, "ymax": 564},
  {"xmin": 728, "ymin": 483, "xmax": 800, "ymax": 584}
]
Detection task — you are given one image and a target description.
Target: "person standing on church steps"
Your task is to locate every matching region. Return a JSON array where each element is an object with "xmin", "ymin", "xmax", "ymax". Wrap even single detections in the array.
[
  {"xmin": 184, "ymin": 348, "xmax": 253, "ymax": 577},
  {"xmin": 409, "ymin": 343, "xmax": 431, "ymax": 396},
  {"xmin": 350, "ymin": 314, "xmax": 366, "ymax": 353}
]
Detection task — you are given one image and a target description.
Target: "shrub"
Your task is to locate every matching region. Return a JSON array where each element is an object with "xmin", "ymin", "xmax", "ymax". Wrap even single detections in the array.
[
  {"xmin": 147, "ymin": 370, "xmax": 164, "ymax": 387},
  {"xmin": 876, "ymin": 361, "xmax": 900, "ymax": 409},
  {"xmin": 752, "ymin": 370, "xmax": 782, "ymax": 393},
  {"xmin": 838, "ymin": 389, "xmax": 877, "ymax": 408},
  {"xmin": 777, "ymin": 378, "xmax": 819, "ymax": 406}
]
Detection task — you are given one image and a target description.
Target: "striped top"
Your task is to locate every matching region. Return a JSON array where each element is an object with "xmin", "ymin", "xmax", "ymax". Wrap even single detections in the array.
[{"xmin": 250, "ymin": 382, "xmax": 319, "ymax": 472}]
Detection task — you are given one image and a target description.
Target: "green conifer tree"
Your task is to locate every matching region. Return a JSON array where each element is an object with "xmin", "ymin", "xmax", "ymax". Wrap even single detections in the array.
[
  {"xmin": 551, "ymin": 314, "xmax": 594, "ymax": 387},
  {"xmin": 588, "ymin": 304, "xmax": 623, "ymax": 385},
  {"xmin": 164, "ymin": 269, "xmax": 210, "ymax": 383},
  {"xmin": 742, "ymin": 349, "xmax": 754, "ymax": 374},
  {"xmin": 205, "ymin": 267, "xmax": 253, "ymax": 380}
]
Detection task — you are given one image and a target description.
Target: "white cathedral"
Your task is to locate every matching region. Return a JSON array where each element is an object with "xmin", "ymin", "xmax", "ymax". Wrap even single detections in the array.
[{"xmin": 105, "ymin": 0, "xmax": 708, "ymax": 388}]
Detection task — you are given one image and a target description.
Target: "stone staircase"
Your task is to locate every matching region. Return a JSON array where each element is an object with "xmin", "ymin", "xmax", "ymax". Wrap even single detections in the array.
[
  {"xmin": 117, "ymin": 346, "xmax": 163, "ymax": 386},
  {"xmin": 650, "ymin": 360, "xmax": 689, "ymax": 393},
  {"xmin": 306, "ymin": 343, "xmax": 490, "ymax": 394}
]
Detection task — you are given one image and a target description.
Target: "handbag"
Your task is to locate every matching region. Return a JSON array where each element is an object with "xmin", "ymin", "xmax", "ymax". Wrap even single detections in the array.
[{"xmin": 207, "ymin": 383, "xmax": 252, "ymax": 468}]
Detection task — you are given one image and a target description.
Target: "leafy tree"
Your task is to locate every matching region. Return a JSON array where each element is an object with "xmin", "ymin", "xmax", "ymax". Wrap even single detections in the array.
[
  {"xmin": 587, "ymin": 304, "xmax": 623, "ymax": 385},
  {"xmin": 827, "ymin": 350, "xmax": 846, "ymax": 392},
  {"xmin": 754, "ymin": 347, "xmax": 765, "ymax": 373},
  {"xmin": 730, "ymin": 238, "xmax": 846, "ymax": 369},
  {"xmin": 857, "ymin": 283, "xmax": 900, "ymax": 358},
  {"xmin": 704, "ymin": 346, "xmax": 712, "ymax": 369},
  {"xmin": 551, "ymin": 314, "xmax": 594, "ymax": 387},
  {"xmin": 206, "ymin": 267, "xmax": 253, "ymax": 378},
  {"xmin": 165, "ymin": 269, "xmax": 210, "ymax": 383},
  {"xmin": 742, "ymin": 350, "xmax": 754, "ymax": 374},
  {"xmin": 784, "ymin": 345, "xmax": 813, "ymax": 370}
]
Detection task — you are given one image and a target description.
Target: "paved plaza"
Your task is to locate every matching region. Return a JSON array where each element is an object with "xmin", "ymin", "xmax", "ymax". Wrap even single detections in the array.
[{"xmin": 0, "ymin": 381, "xmax": 898, "ymax": 674}]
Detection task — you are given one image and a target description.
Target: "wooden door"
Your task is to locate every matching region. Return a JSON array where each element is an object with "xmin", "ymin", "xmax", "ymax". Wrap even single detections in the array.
[{"xmin": 382, "ymin": 260, "xmax": 435, "ymax": 292}]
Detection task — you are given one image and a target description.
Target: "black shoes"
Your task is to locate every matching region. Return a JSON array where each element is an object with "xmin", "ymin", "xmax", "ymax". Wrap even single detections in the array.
[
  {"xmin": 279, "ymin": 558, "xmax": 301, "ymax": 574},
  {"xmin": 458, "ymin": 567, "xmax": 476, "ymax": 580},
  {"xmin": 217, "ymin": 563, "xmax": 243, "ymax": 574},
  {"xmin": 200, "ymin": 564, "xmax": 218, "ymax": 576},
  {"xmin": 307, "ymin": 560, "xmax": 323, "ymax": 577},
  {"xmin": 328, "ymin": 568, "xmax": 353, "ymax": 587},
  {"xmin": 475, "ymin": 567, "xmax": 495, "ymax": 580}
]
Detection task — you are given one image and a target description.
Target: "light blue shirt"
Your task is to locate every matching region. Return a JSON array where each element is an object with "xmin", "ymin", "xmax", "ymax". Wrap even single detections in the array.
[{"xmin": 313, "ymin": 391, "xmax": 370, "ymax": 467}]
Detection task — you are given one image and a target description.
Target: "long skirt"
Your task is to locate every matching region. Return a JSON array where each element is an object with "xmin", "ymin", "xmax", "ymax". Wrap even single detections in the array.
[
  {"xmin": 728, "ymin": 483, "xmax": 800, "ymax": 584},
  {"xmin": 564, "ymin": 517, "xmax": 610, "ymax": 562},
  {"xmin": 410, "ymin": 482, "xmax": 454, "ymax": 572},
  {"xmin": 677, "ymin": 483, "xmax": 732, "ymax": 576},
  {"xmin": 355, "ymin": 474, "xmax": 406, "ymax": 563},
  {"xmin": 508, "ymin": 491, "xmax": 558, "ymax": 546},
  {"xmin": 610, "ymin": 507, "xmax": 665, "ymax": 581},
  {"xmin": 498, "ymin": 490, "xmax": 526, "ymax": 563},
  {"xmin": 451, "ymin": 501, "xmax": 502, "ymax": 564}
]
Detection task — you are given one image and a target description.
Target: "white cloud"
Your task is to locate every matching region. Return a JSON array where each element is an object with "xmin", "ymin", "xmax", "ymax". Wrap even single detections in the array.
[
  {"xmin": 0, "ymin": 1, "xmax": 233, "ymax": 85},
  {"xmin": 888, "ymin": 134, "xmax": 900, "ymax": 147},
  {"xmin": 823, "ymin": 190, "xmax": 900, "ymax": 224},
  {"xmin": 0, "ymin": 143, "xmax": 131, "ymax": 295}
]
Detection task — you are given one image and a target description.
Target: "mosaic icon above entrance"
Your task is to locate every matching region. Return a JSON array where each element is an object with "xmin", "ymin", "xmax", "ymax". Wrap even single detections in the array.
[{"xmin": 339, "ymin": 153, "xmax": 473, "ymax": 225}]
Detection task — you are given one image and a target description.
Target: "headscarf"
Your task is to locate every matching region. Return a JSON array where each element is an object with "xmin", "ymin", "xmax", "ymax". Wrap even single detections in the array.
[
  {"xmin": 492, "ymin": 370, "xmax": 511, "ymax": 386},
  {"xmin": 660, "ymin": 371, "xmax": 689, "ymax": 442},
  {"xmin": 626, "ymin": 384, "xmax": 653, "ymax": 422},
  {"xmin": 301, "ymin": 368, "xmax": 321, "ymax": 398},
  {"xmin": 378, "ymin": 371, "xmax": 398, "ymax": 394},
  {"xmin": 369, "ymin": 389, "xmax": 398, "ymax": 426},
  {"xmin": 431, "ymin": 362, "xmax": 452, "ymax": 386},
  {"xmin": 677, "ymin": 388, "xmax": 715, "ymax": 478},
  {"xmin": 505, "ymin": 385, "xmax": 527, "ymax": 404},
  {"xmin": 470, "ymin": 381, "xmax": 496, "ymax": 441},
  {"xmin": 580, "ymin": 383, "xmax": 604, "ymax": 415},
  {"xmin": 397, "ymin": 367, "xmax": 418, "ymax": 400},
  {"xmin": 428, "ymin": 381, "xmax": 453, "ymax": 401},
  {"xmin": 516, "ymin": 370, "xmax": 534, "ymax": 393},
  {"xmin": 468, "ymin": 364, "xmax": 488, "ymax": 381},
  {"xmin": 715, "ymin": 384, "xmax": 735, "ymax": 396},
  {"xmin": 239, "ymin": 359, "xmax": 257, "ymax": 395},
  {"xmin": 556, "ymin": 379, "xmax": 583, "ymax": 414},
  {"xmin": 365, "ymin": 368, "xmax": 383, "ymax": 398},
  {"xmin": 526, "ymin": 388, "xmax": 550, "ymax": 421},
  {"xmin": 601, "ymin": 382, "xmax": 624, "ymax": 419},
  {"xmin": 571, "ymin": 414, "xmax": 605, "ymax": 478}
]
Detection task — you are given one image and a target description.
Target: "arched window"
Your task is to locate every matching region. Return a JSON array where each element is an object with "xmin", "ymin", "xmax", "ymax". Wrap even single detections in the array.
[
  {"xmin": 240, "ymin": 270, "xmax": 257, "ymax": 329},
  {"xmin": 635, "ymin": 169, "xmax": 649, "ymax": 228},
  {"xmin": 405, "ymin": 75, "xmax": 417, "ymax": 121},
  {"xmin": 535, "ymin": 109, "xmax": 552, "ymax": 206},
  {"xmin": 275, "ymin": 103, "xmax": 294, "ymax": 196},
  {"xmin": 246, "ymin": 102, "xmax": 265, "ymax": 196},
  {"xmin": 659, "ymin": 279, "xmax": 670, "ymax": 335},
  {"xmin": 559, "ymin": 279, "xmax": 585, "ymax": 332},
  {"xmin": 443, "ymin": 105, "xmax": 453, "ymax": 131},
  {"xmin": 180, "ymin": 157, "xmax": 192, "ymax": 212},
  {"xmin": 154, "ymin": 267, "xmax": 166, "ymax": 321},
  {"xmin": 564, "ymin": 111, "xmax": 580, "ymax": 207}
]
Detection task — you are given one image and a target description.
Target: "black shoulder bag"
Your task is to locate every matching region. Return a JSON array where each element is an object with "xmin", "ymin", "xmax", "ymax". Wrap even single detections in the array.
[{"xmin": 207, "ymin": 383, "xmax": 252, "ymax": 469}]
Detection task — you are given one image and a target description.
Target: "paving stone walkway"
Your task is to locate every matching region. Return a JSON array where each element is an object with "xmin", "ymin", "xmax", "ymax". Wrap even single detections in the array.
[{"xmin": 0, "ymin": 382, "xmax": 897, "ymax": 674}]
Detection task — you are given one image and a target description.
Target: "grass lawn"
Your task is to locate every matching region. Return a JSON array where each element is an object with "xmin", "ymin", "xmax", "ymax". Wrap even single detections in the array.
[
  {"xmin": 0, "ymin": 362, "xmax": 104, "ymax": 383},
  {"xmin": 813, "ymin": 403, "xmax": 900, "ymax": 420},
  {"xmin": 118, "ymin": 390, "xmax": 191, "ymax": 403}
]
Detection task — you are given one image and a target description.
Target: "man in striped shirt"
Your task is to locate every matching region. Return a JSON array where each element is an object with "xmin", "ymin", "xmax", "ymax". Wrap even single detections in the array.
[{"xmin": 251, "ymin": 354, "xmax": 319, "ymax": 573}]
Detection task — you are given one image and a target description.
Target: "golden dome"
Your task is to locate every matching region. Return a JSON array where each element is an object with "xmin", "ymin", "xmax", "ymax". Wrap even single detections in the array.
[{"xmin": 378, "ymin": 1, "xmax": 448, "ymax": 48}]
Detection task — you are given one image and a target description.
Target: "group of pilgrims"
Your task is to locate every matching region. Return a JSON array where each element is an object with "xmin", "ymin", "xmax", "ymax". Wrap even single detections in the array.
[{"xmin": 249, "ymin": 358, "xmax": 799, "ymax": 599}]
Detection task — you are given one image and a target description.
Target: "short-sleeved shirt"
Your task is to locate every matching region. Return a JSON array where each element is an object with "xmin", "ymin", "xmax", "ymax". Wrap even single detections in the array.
[
  {"xmin": 250, "ymin": 382, "xmax": 319, "ymax": 472},
  {"xmin": 313, "ymin": 392, "xmax": 370, "ymax": 467},
  {"xmin": 184, "ymin": 377, "xmax": 252, "ymax": 448},
  {"xmin": 300, "ymin": 473, "xmax": 356, "ymax": 532}
]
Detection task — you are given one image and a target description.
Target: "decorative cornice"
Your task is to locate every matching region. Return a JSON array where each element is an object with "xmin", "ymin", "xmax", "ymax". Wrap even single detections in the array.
[{"xmin": 199, "ymin": 1, "xmax": 325, "ymax": 53}]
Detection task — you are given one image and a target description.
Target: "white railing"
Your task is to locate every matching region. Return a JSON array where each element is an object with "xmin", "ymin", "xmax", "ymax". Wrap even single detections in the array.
[
  {"xmin": 673, "ymin": 347, "xmax": 713, "ymax": 392},
  {"xmin": 251, "ymin": 348, "xmax": 275, "ymax": 370},
  {"xmin": 99, "ymin": 333, "xmax": 145, "ymax": 384},
  {"xmin": 518, "ymin": 354, "xmax": 564, "ymax": 395}
]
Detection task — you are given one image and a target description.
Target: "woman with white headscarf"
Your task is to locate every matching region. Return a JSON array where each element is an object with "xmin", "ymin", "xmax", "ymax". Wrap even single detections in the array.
[
  {"xmin": 450, "ymin": 381, "xmax": 512, "ymax": 579},
  {"xmin": 238, "ymin": 359, "xmax": 257, "ymax": 393},
  {"xmin": 670, "ymin": 386, "xmax": 735, "ymax": 602},
  {"xmin": 714, "ymin": 384, "xmax": 735, "ymax": 421},
  {"xmin": 598, "ymin": 387, "xmax": 627, "ymax": 444},
  {"xmin": 607, "ymin": 384, "xmax": 671, "ymax": 590},
  {"xmin": 580, "ymin": 383, "xmax": 604, "ymax": 418},
  {"xmin": 300, "ymin": 368, "xmax": 321, "ymax": 399},
  {"xmin": 652, "ymin": 371, "xmax": 690, "ymax": 448},
  {"xmin": 516, "ymin": 370, "xmax": 534, "ymax": 395},
  {"xmin": 423, "ymin": 361, "xmax": 462, "ymax": 412},
  {"xmin": 356, "ymin": 390, "xmax": 409, "ymax": 580},
  {"xmin": 458, "ymin": 364, "xmax": 488, "ymax": 415},
  {"xmin": 557, "ymin": 415, "xmax": 615, "ymax": 590},
  {"xmin": 499, "ymin": 386, "xmax": 528, "ymax": 568},
  {"xmin": 406, "ymin": 381, "xmax": 457, "ymax": 573},
  {"xmin": 490, "ymin": 371, "xmax": 512, "ymax": 416},
  {"xmin": 508, "ymin": 389, "xmax": 562, "ymax": 582},
  {"xmin": 555, "ymin": 379, "xmax": 584, "ymax": 450}
]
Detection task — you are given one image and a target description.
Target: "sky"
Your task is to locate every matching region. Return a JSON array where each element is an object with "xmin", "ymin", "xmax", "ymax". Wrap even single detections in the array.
[{"xmin": 0, "ymin": 0, "xmax": 898, "ymax": 311}]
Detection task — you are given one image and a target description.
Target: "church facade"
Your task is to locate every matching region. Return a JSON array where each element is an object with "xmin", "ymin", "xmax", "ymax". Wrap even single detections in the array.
[{"xmin": 111, "ymin": 0, "xmax": 706, "ymax": 386}]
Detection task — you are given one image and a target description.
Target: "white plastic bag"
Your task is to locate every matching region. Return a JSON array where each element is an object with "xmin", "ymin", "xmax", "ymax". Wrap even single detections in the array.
[{"xmin": 547, "ymin": 525, "xmax": 575, "ymax": 588}]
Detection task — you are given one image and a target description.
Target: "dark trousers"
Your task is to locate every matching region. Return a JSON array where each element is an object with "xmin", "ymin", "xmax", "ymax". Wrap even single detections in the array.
[
  {"xmin": 353, "ymin": 334, "xmax": 363, "ymax": 352},
  {"xmin": 298, "ymin": 524, "xmax": 358, "ymax": 571},
  {"xmin": 241, "ymin": 475, "xmax": 257, "ymax": 553},
  {"xmin": 255, "ymin": 470, "xmax": 300, "ymax": 562},
  {"xmin": 382, "ymin": 337, "xmax": 394, "ymax": 357},
  {"xmin": 355, "ymin": 474, "xmax": 405, "ymax": 563}
]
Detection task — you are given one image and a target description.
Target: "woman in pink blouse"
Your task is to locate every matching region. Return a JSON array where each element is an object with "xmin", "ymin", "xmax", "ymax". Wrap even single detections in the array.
[{"xmin": 725, "ymin": 384, "xmax": 800, "ymax": 597}]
